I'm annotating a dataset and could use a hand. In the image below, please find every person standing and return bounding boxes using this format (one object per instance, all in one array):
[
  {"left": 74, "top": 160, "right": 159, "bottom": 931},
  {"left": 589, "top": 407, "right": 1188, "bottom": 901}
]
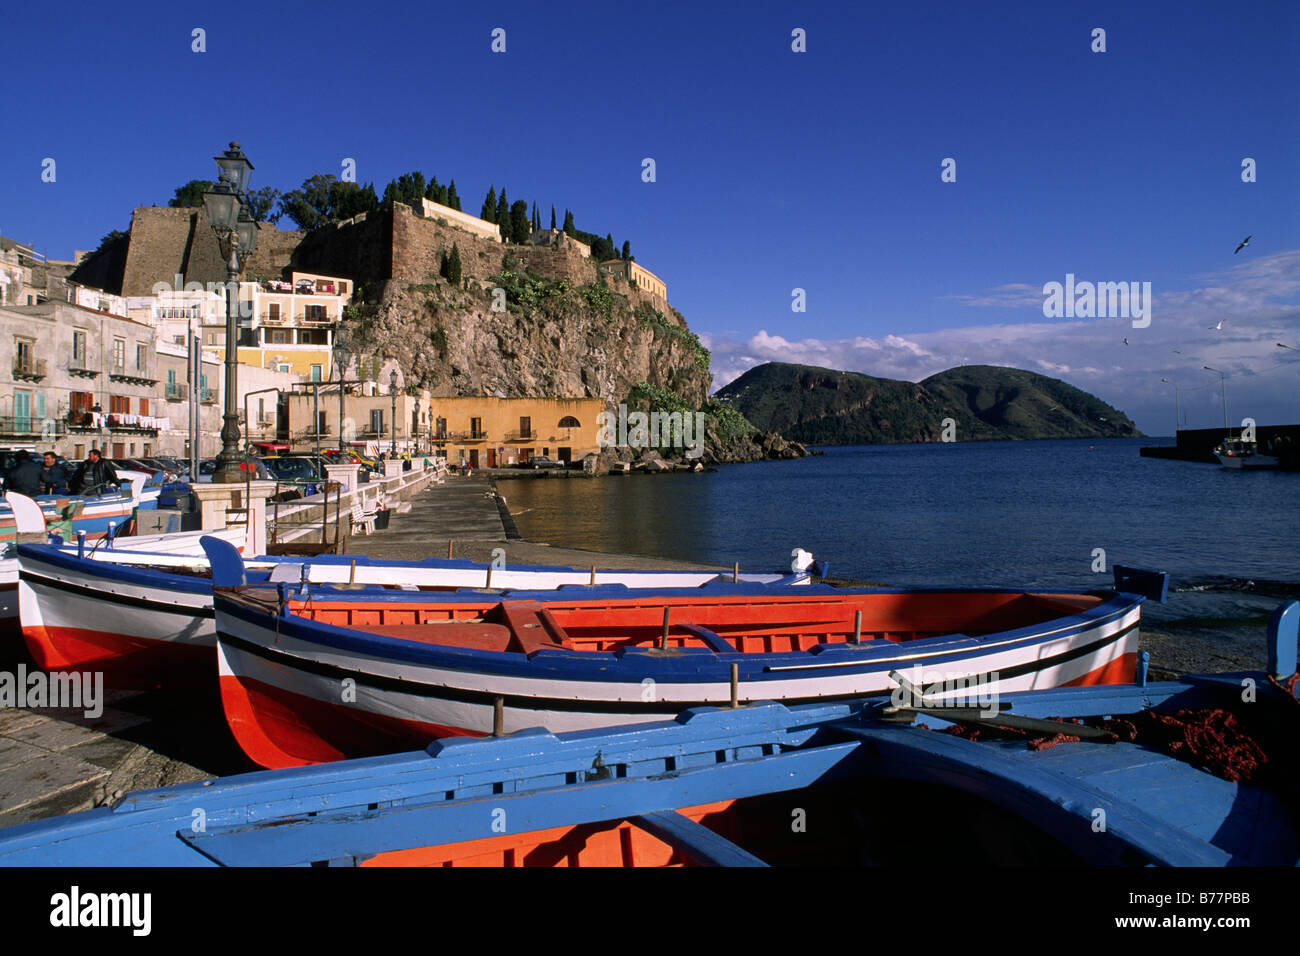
[
  {"left": 5, "top": 451, "right": 43, "bottom": 496},
  {"left": 39, "top": 451, "right": 70, "bottom": 494},
  {"left": 71, "top": 448, "right": 119, "bottom": 494}
]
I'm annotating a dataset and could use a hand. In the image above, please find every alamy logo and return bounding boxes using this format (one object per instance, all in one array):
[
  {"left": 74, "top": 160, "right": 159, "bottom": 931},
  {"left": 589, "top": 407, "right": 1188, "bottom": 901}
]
[
  {"left": 1043, "top": 274, "right": 1151, "bottom": 328},
  {"left": 0, "top": 664, "right": 102, "bottom": 718},
  {"left": 50, "top": 886, "right": 151, "bottom": 936},
  {"left": 597, "top": 404, "right": 706, "bottom": 459},
  {"left": 889, "top": 665, "right": 999, "bottom": 717}
]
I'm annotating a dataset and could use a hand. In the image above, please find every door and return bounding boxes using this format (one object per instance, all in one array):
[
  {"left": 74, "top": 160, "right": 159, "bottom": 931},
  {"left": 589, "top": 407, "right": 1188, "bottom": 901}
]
[
  {"left": 486, "top": 448, "right": 496, "bottom": 468},
  {"left": 113, "top": 442, "right": 125, "bottom": 458},
  {"left": 468, "top": 450, "right": 479, "bottom": 468},
  {"left": 558, "top": 447, "right": 571, "bottom": 463}
]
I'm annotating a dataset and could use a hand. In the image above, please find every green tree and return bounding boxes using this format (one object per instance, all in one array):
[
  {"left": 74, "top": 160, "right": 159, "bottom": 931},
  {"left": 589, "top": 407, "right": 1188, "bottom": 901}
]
[
  {"left": 621, "top": 240, "right": 631, "bottom": 260},
  {"left": 334, "top": 181, "right": 379, "bottom": 220},
  {"left": 244, "top": 186, "right": 282, "bottom": 222},
  {"left": 550, "top": 205, "right": 556, "bottom": 230},
  {"left": 509, "top": 200, "right": 530, "bottom": 244},
  {"left": 93, "top": 228, "right": 130, "bottom": 255},
  {"left": 531, "top": 201, "right": 539, "bottom": 231},
  {"left": 496, "top": 189, "right": 509, "bottom": 239},
  {"left": 481, "top": 186, "right": 497, "bottom": 222},
  {"left": 447, "top": 179, "right": 460, "bottom": 211},
  {"left": 447, "top": 243, "right": 462, "bottom": 284},
  {"left": 562, "top": 209, "right": 575, "bottom": 236},
  {"left": 168, "top": 180, "right": 215, "bottom": 208},
  {"left": 278, "top": 174, "right": 339, "bottom": 229},
  {"left": 439, "top": 249, "right": 450, "bottom": 279}
]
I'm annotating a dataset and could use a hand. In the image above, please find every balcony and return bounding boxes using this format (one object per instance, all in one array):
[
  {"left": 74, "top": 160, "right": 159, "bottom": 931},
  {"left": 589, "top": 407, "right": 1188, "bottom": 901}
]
[
  {"left": 298, "top": 312, "right": 336, "bottom": 324},
  {"left": 109, "top": 364, "right": 157, "bottom": 386},
  {"left": 12, "top": 358, "right": 46, "bottom": 382},
  {"left": 0, "top": 415, "right": 63, "bottom": 437},
  {"left": 68, "top": 359, "right": 99, "bottom": 379},
  {"left": 503, "top": 430, "right": 533, "bottom": 442},
  {"left": 165, "top": 382, "right": 186, "bottom": 401},
  {"left": 200, "top": 387, "right": 217, "bottom": 404}
]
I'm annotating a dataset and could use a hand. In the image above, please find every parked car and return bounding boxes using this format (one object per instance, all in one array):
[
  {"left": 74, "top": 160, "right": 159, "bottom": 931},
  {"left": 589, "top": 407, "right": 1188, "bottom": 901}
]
[
  {"left": 529, "top": 456, "right": 565, "bottom": 470},
  {"left": 191, "top": 457, "right": 270, "bottom": 483}
]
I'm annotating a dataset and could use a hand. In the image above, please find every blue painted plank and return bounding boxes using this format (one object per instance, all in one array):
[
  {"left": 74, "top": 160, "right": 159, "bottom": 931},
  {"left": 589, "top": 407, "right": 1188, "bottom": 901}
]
[{"left": 631, "top": 811, "right": 768, "bottom": 866}]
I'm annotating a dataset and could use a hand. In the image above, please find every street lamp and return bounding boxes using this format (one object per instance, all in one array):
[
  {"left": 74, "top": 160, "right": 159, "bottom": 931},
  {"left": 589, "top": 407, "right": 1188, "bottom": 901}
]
[
  {"left": 428, "top": 401, "right": 434, "bottom": 453},
  {"left": 333, "top": 341, "right": 349, "bottom": 454},
  {"left": 389, "top": 368, "right": 399, "bottom": 456},
  {"left": 202, "top": 142, "right": 258, "bottom": 483},
  {"left": 1160, "top": 378, "right": 1181, "bottom": 432},
  {"left": 1203, "top": 366, "right": 1228, "bottom": 432}
]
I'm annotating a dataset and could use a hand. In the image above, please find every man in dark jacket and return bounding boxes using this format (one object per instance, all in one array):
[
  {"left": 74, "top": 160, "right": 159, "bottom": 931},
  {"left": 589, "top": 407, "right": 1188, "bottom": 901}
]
[
  {"left": 5, "top": 451, "right": 43, "bottom": 496},
  {"left": 71, "top": 448, "right": 119, "bottom": 494},
  {"left": 40, "top": 451, "right": 71, "bottom": 494}
]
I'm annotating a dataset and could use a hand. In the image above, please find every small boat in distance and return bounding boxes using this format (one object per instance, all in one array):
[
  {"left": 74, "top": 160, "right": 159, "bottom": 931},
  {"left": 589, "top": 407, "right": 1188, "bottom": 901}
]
[
  {"left": 1, "top": 600, "right": 1291, "bottom": 867},
  {"left": 201, "top": 536, "right": 1169, "bottom": 769},
  {"left": 1214, "top": 438, "right": 1280, "bottom": 470}
]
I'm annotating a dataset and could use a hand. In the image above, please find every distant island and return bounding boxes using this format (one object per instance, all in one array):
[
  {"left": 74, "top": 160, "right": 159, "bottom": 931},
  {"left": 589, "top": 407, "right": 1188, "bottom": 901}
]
[{"left": 714, "top": 362, "right": 1142, "bottom": 444}]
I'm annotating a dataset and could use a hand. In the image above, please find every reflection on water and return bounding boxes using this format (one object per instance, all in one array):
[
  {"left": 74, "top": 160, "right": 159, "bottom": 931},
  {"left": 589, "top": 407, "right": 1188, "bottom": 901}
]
[{"left": 497, "top": 439, "right": 1300, "bottom": 590}]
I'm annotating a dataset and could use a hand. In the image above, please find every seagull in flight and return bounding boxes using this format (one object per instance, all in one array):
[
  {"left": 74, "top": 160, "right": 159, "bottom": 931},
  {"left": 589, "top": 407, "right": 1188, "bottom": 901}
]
[
  {"left": 1234, "top": 235, "right": 1251, "bottom": 254},
  {"left": 1210, "top": 318, "right": 1225, "bottom": 331},
  {"left": 1123, "top": 337, "right": 1129, "bottom": 345}
]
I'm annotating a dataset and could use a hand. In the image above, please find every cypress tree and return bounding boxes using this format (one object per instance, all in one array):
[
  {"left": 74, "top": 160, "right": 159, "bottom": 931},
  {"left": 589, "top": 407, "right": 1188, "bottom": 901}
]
[
  {"left": 481, "top": 186, "right": 497, "bottom": 222},
  {"left": 562, "top": 209, "right": 575, "bottom": 236},
  {"left": 497, "top": 189, "right": 509, "bottom": 240},
  {"left": 531, "top": 201, "right": 539, "bottom": 231},
  {"left": 550, "top": 205, "right": 556, "bottom": 230},
  {"left": 448, "top": 243, "right": 462, "bottom": 284},
  {"left": 447, "top": 179, "right": 460, "bottom": 211},
  {"left": 439, "top": 249, "right": 450, "bottom": 278},
  {"left": 425, "top": 175, "right": 439, "bottom": 200},
  {"left": 510, "top": 200, "right": 530, "bottom": 244},
  {"left": 621, "top": 240, "right": 631, "bottom": 260}
]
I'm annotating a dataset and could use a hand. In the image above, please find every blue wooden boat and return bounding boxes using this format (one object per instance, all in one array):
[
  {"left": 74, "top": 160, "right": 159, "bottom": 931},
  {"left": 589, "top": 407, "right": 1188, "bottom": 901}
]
[{"left": 5, "top": 604, "right": 1287, "bottom": 867}]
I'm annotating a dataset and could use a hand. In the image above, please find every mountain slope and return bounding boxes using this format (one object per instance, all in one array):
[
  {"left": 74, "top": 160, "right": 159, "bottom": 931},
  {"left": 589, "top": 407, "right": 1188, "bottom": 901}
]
[{"left": 715, "top": 363, "right": 1140, "bottom": 444}]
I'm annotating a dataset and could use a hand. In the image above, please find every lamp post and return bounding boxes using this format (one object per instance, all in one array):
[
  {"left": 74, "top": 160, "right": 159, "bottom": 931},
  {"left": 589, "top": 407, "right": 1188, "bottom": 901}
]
[
  {"left": 202, "top": 142, "right": 258, "bottom": 483},
  {"left": 1160, "top": 378, "right": 1181, "bottom": 432},
  {"left": 333, "top": 341, "right": 349, "bottom": 455},
  {"left": 428, "top": 401, "right": 434, "bottom": 454},
  {"left": 1203, "top": 365, "right": 1228, "bottom": 433},
  {"left": 389, "top": 368, "right": 398, "bottom": 456}
]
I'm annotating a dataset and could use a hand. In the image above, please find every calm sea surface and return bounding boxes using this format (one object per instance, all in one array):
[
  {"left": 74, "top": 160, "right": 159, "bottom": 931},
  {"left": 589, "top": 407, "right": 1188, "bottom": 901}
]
[{"left": 497, "top": 439, "right": 1299, "bottom": 590}]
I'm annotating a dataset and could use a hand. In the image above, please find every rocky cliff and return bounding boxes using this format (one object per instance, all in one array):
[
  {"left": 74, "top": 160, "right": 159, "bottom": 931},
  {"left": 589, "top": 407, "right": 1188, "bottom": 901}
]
[{"left": 291, "top": 203, "right": 710, "bottom": 408}]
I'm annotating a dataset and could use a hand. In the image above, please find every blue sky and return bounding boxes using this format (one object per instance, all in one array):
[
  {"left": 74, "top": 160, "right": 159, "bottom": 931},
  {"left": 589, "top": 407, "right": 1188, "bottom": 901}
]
[{"left": 2, "top": 0, "right": 1297, "bottom": 433}]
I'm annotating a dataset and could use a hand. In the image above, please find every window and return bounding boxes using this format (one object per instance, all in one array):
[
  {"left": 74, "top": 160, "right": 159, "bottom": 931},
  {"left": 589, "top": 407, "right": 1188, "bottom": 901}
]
[
  {"left": 143, "top": 444, "right": 151, "bottom": 456},
  {"left": 519, "top": 416, "right": 531, "bottom": 438},
  {"left": 278, "top": 363, "right": 290, "bottom": 374},
  {"left": 74, "top": 444, "right": 84, "bottom": 459},
  {"left": 305, "top": 305, "right": 327, "bottom": 322},
  {"left": 139, "top": 398, "right": 149, "bottom": 416},
  {"left": 557, "top": 416, "right": 581, "bottom": 428},
  {"left": 268, "top": 303, "right": 280, "bottom": 322},
  {"left": 13, "top": 390, "right": 31, "bottom": 431},
  {"left": 310, "top": 365, "right": 322, "bottom": 382},
  {"left": 14, "top": 338, "right": 33, "bottom": 372},
  {"left": 112, "top": 338, "right": 125, "bottom": 373},
  {"left": 109, "top": 395, "right": 130, "bottom": 414},
  {"left": 136, "top": 344, "right": 147, "bottom": 370},
  {"left": 72, "top": 331, "right": 86, "bottom": 365},
  {"left": 470, "top": 417, "right": 483, "bottom": 439},
  {"left": 370, "top": 409, "right": 384, "bottom": 433},
  {"left": 435, "top": 417, "right": 446, "bottom": 439},
  {"left": 268, "top": 330, "right": 289, "bottom": 345}
]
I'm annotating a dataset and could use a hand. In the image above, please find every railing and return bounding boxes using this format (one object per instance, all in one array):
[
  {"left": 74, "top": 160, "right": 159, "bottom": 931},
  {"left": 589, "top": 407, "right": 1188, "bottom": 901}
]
[
  {"left": 12, "top": 358, "right": 46, "bottom": 380},
  {"left": 200, "top": 388, "right": 217, "bottom": 404},
  {"left": 299, "top": 312, "right": 336, "bottom": 324},
  {"left": 0, "top": 415, "right": 63, "bottom": 436},
  {"left": 503, "top": 430, "right": 532, "bottom": 441},
  {"left": 68, "top": 359, "right": 98, "bottom": 378},
  {"left": 165, "top": 382, "right": 187, "bottom": 400}
]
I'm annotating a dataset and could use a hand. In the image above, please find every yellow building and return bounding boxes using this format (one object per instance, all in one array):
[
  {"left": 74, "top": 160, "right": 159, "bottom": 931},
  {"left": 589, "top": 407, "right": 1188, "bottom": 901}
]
[
  {"left": 598, "top": 259, "right": 667, "bottom": 304},
  {"left": 429, "top": 396, "right": 605, "bottom": 468},
  {"left": 204, "top": 271, "right": 352, "bottom": 382},
  {"left": 286, "top": 391, "right": 604, "bottom": 466}
]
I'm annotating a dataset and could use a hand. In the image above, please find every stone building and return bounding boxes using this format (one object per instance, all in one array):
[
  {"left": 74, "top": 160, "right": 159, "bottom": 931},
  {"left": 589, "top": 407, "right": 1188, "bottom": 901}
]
[
  {"left": 598, "top": 258, "right": 668, "bottom": 305},
  {"left": 0, "top": 301, "right": 164, "bottom": 460}
]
